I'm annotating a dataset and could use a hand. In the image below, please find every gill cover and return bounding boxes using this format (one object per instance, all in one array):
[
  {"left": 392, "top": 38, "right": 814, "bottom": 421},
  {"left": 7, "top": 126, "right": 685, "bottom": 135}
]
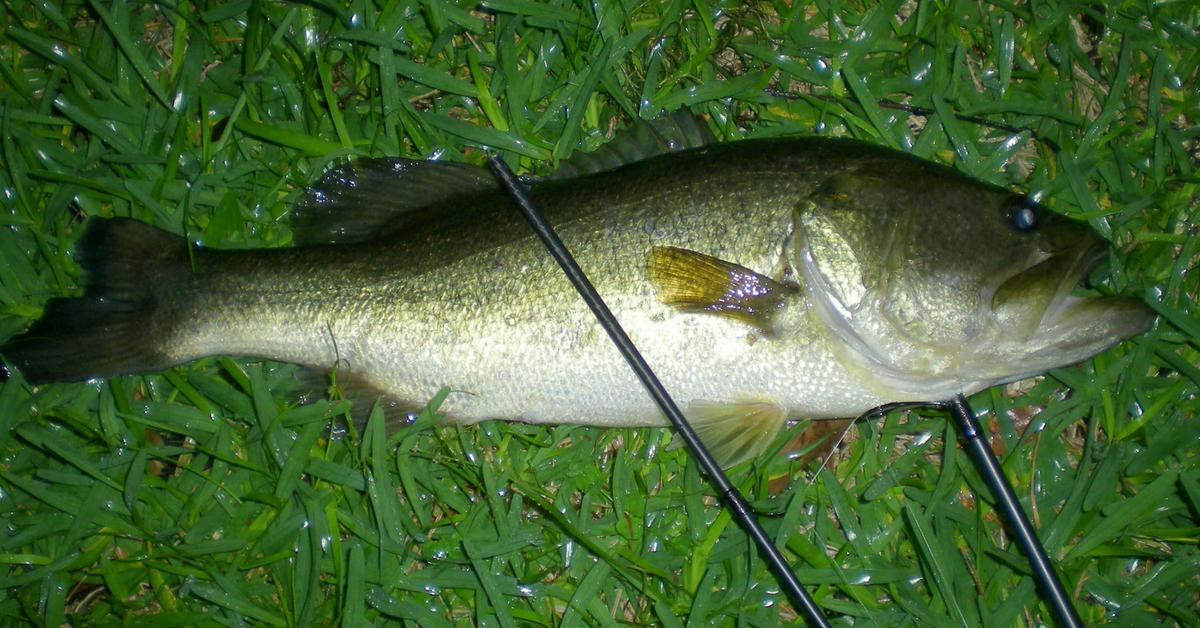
[
  {"left": 793, "top": 172, "right": 987, "bottom": 395},
  {"left": 791, "top": 167, "right": 1150, "bottom": 398}
]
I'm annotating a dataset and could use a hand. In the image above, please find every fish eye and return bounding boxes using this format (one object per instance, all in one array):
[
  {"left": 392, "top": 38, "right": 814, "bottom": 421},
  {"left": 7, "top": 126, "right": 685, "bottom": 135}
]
[{"left": 1005, "top": 197, "right": 1039, "bottom": 232}]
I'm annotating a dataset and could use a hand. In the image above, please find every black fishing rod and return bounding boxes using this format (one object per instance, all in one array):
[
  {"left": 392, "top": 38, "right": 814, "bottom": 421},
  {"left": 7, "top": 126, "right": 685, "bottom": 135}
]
[
  {"left": 490, "top": 154, "right": 1082, "bottom": 626},
  {"left": 943, "top": 395, "right": 1083, "bottom": 627},
  {"left": 487, "top": 156, "right": 832, "bottom": 628},
  {"left": 858, "top": 398, "right": 1084, "bottom": 625}
]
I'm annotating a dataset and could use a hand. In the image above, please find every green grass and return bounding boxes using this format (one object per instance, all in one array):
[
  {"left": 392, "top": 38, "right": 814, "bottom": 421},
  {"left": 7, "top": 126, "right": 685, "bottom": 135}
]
[{"left": 1, "top": 0, "right": 1197, "bottom": 625}]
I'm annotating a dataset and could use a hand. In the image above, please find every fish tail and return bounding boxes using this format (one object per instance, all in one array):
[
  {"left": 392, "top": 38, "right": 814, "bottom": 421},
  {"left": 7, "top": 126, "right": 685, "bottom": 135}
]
[{"left": 2, "top": 218, "right": 186, "bottom": 384}]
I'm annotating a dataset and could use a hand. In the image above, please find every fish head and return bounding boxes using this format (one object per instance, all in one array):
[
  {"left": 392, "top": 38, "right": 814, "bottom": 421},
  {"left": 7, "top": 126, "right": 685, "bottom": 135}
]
[{"left": 793, "top": 163, "right": 1154, "bottom": 397}]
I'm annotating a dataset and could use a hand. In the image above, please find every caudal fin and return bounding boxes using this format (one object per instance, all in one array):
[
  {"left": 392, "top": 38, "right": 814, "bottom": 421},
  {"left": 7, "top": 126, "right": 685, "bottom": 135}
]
[{"left": 1, "top": 218, "right": 186, "bottom": 383}]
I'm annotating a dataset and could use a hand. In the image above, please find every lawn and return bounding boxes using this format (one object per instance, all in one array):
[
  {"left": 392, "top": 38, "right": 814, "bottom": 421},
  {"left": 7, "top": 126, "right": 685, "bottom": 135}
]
[{"left": 0, "top": 0, "right": 1197, "bottom": 625}]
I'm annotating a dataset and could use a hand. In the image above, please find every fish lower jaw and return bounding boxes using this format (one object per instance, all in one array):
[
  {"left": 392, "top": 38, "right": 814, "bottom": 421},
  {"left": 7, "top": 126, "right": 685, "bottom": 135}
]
[
  {"left": 854, "top": 373, "right": 994, "bottom": 406},
  {"left": 817, "top": 337, "right": 997, "bottom": 405}
]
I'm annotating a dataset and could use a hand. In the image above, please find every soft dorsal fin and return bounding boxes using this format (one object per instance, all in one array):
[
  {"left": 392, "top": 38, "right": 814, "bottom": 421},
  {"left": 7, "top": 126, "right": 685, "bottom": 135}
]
[
  {"left": 291, "top": 159, "right": 499, "bottom": 245},
  {"left": 550, "top": 110, "right": 716, "bottom": 179}
]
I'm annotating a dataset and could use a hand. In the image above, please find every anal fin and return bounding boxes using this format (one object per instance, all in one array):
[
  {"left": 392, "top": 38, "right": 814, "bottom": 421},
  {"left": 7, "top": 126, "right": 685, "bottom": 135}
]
[
  {"left": 294, "top": 367, "right": 426, "bottom": 433},
  {"left": 678, "top": 400, "right": 789, "bottom": 468}
]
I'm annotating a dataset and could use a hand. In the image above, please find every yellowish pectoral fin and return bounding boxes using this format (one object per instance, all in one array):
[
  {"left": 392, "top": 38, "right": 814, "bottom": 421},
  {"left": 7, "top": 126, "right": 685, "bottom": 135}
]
[
  {"left": 647, "top": 246, "right": 794, "bottom": 333},
  {"left": 675, "top": 400, "right": 789, "bottom": 468}
]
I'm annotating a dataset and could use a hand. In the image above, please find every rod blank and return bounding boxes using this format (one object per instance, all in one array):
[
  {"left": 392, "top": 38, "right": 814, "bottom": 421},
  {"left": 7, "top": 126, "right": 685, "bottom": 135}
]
[
  {"left": 487, "top": 155, "right": 831, "bottom": 628},
  {"left": 488, "top": 153, "right": 1081, "bottom": 627},
  {"left": 946, "top": 395, "right": 1083, "bottom": 628}
]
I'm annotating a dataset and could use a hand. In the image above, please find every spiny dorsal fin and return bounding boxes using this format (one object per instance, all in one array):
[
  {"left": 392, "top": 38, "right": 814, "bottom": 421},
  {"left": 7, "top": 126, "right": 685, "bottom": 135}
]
[
  {"left": 292, "top": 159, "right": 499, "bottom": 245},
  {"left": 677, "top": 400, "right": 789, "bottom": 468},
  {"left": 291, "top": 112, "right": 714, "bottom": 245},
  {"left": 647, "top": 246, "right": 794, "bottom": 333},
  {"left": 550, "top": 110, "right": 716, "bottom": 180}
]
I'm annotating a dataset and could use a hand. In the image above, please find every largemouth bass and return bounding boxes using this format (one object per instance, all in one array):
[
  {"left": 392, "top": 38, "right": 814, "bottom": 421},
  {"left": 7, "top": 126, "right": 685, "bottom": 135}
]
[{"left": 0, "top": 126, "right": 1154, "bottom": 466}]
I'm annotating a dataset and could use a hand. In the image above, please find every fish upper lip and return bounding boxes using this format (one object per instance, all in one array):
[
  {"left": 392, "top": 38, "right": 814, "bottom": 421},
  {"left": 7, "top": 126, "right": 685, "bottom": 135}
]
[
  {"left": 1036, "top": 237, "right": 1108, "bottom": 329},
  {"left": 1079, "top": 239, "right": 1109, "bottom": 282},
  {"left": 984, "top": 231, "right": 1109, "bottom": 339},
  {"left": 1034, "top": 235, "right": 1156, "bottom": 346}
]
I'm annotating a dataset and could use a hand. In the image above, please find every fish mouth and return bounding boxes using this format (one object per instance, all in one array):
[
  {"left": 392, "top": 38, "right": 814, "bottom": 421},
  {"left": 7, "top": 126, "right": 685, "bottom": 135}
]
[{"left": 990, "top": 234, "right": 1155, "bottom": 371}]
